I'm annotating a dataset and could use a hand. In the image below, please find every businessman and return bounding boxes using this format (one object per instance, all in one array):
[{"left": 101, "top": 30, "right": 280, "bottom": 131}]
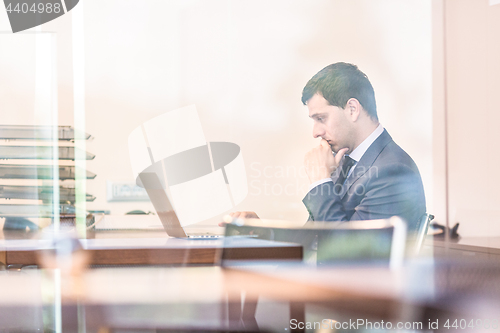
[
  {"left": 301, "top": 62, "right": 425, "bottom": 232},
  {"left": 231, "top": 62, "right": 426, "bottom": 232}
]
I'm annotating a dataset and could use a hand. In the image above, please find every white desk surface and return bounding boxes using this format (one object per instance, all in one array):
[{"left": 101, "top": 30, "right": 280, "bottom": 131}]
[{"left": 0, "top": 265, "right": 400, "bottom": 306}]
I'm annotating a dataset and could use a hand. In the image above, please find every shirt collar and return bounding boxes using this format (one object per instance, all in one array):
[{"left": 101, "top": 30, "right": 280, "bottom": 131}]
[{"left": 348, "top": 124, "right": 384, "bottom": 163}]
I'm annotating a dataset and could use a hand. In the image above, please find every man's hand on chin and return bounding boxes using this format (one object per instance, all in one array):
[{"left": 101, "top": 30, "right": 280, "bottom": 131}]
[{"left": 304, "top": 139, "right": 348, "bottom": 184}]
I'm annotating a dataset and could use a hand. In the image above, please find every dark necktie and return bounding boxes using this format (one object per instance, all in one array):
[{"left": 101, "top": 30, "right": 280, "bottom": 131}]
[{"left": 334, "top": 156, "right": 356, "bottom": 186}]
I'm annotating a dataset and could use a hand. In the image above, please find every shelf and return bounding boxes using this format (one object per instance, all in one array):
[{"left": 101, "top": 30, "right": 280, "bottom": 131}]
[
  {"left": 0, "top": 164, "right": 96, "bottom": 180},
  {"left": 0, "top": 185, "right": 95, "bottom": 202},
  {"left": 0, "top": 125, "right": 97, "bottom": 221},
  {"left": 0, "top": 125, "right": 91, "bottom": 141},
  {"left": 0, "top": 146, "right": 95, "bottom": 160},
  {"left": 0, "top": 203, "right": 76, "bottom": 217}
]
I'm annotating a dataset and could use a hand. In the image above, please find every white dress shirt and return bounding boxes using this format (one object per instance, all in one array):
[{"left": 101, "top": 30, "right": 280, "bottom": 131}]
[{"left": 308, "top": 124, "right": 385, "bottom": 191}]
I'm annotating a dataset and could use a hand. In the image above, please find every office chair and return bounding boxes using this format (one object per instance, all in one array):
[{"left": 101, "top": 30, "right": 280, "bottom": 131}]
[
  {"left": 221, "top": 217, "right": 408, "bottom": 331},
  {"left": 316, "top": 216, "right": 407, "bottom": 270},
  {"left": 410, "top": 213, "right": 434, "bottom": 256}
]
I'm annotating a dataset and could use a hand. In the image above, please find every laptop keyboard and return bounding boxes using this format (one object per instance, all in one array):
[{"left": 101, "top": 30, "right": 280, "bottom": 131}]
[{"left": 187, "top": 234, "right": 222, "bottom": 238}]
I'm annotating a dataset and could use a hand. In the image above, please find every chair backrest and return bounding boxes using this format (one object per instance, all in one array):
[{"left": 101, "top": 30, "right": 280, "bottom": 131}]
[
  {"left": 411, "top": 213, "right": 434, "bottom": 255},
  {"left": 316, "top": 217, "right": 407, "bottom": 270},
  {"left": 222, "top": 217, "right": 407, "bottom": 269}
]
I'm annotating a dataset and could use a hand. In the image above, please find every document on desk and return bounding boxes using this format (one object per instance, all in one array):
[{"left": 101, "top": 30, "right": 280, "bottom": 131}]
[{"left": 95, "top": 215, "right": 163, "bottom": 230}]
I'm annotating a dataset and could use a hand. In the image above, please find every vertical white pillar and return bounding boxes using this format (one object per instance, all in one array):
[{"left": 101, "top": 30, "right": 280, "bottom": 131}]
[
  {"left": 72, "top": 2, "right": 86, "bottom": 237},
  {"left": 35, "top": 27, "right": 61, "bottom": 333},
  {"left": 35, "top": 31, "right": 60, "bottom": 233}
]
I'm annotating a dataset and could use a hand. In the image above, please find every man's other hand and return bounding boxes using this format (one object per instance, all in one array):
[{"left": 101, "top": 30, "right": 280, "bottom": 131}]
[
  {"left": 218, "top": 211, "right": 260, "bottom": 227},
  {"left": 304, "top": 140, "right": 348, "bottom": 184}
]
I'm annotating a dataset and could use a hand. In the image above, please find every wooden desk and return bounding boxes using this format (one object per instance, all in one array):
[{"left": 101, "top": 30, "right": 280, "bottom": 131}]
[
  {"left": 425, "top": 237, "right": 500, "bottom": 261},
  {"left": 0, "top": 230, "right": 302, "bottom": 266}
]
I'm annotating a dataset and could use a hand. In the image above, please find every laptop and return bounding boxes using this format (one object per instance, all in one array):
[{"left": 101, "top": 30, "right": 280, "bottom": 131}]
[{"left": 139, "top": 172, "right": 223, "bottom": 239}]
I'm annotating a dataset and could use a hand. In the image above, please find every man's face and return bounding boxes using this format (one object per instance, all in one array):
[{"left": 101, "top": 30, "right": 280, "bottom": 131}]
[{"left": 307, "top": 93, "right": 354, "bottom": 153}]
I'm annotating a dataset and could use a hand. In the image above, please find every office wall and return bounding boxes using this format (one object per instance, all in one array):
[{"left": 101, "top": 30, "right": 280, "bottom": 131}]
[
  {"left": 442, "top": 0, "right": 500, "bottom": 236},
  {"left": 0, "top": 0, "right": 432, "bottom": 225},
  {"left": 432, "top": 0, "right": 448, "bottom": 238}
]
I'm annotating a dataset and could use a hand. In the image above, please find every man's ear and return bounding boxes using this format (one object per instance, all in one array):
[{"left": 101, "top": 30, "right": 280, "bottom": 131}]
[{"left": 346, "top": 98, "right": 361, "bottom": 122}]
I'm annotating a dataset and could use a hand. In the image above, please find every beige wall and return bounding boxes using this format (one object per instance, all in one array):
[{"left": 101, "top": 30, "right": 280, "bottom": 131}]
[
  {"left": 432, "top": 0, "right": 447, "bottom": 232},
  {"left": 0, "top": 1, "right": 432, "bottom": 226},
  {"left": 443, "top": 0, "right": 500, "bottom": 236}
]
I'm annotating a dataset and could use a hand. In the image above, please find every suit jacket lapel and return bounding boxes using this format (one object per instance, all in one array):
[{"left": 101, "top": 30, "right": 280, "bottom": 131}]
[
  {"left": 340, "top": 129, "right": 393, "bottom": 199},
  {"left": 330, "top": 158, "right": 343, "bottom": 184}
]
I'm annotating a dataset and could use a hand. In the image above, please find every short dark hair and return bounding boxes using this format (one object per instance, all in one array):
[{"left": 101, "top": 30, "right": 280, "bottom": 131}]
[{"left": 301, "top": 62, "right": 378, "bottom": 121}]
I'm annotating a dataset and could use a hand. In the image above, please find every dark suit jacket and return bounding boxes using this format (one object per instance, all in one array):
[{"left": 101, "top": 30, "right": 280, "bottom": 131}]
[{"left": 303, "top": 130, "right": 426, "bottom": 233}]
